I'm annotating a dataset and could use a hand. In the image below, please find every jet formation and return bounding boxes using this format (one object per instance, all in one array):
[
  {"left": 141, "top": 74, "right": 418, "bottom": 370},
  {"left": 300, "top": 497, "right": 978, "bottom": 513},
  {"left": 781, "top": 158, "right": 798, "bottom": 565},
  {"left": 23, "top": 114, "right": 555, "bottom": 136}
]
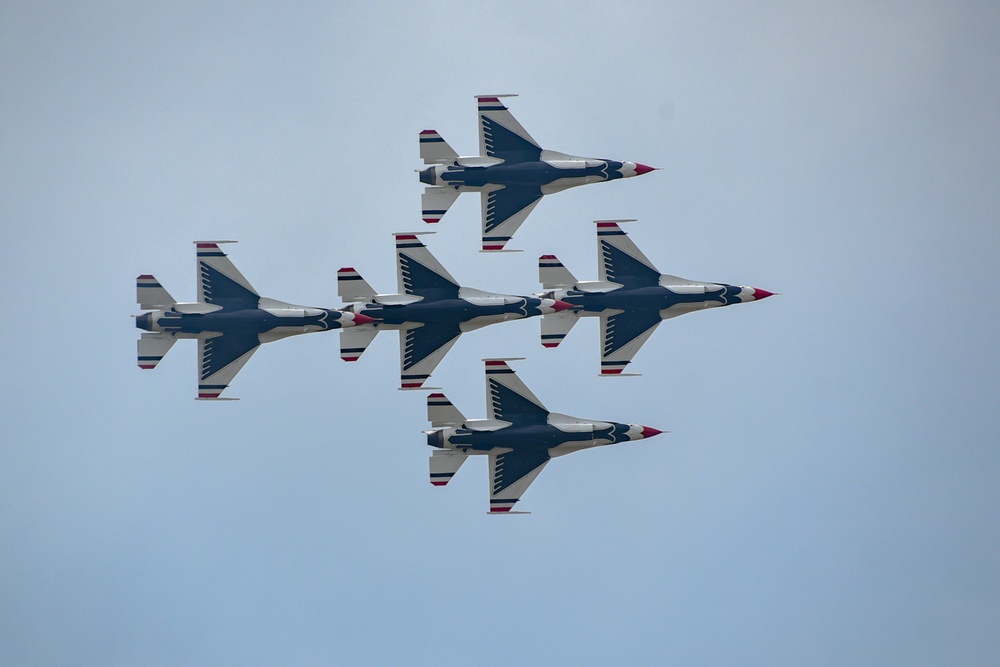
[
  {"left": 418, "top": 94, "right": 656, "bottom": 251},
  {"left": 135, "top": 95, "right": 774, "bottom": 512}
]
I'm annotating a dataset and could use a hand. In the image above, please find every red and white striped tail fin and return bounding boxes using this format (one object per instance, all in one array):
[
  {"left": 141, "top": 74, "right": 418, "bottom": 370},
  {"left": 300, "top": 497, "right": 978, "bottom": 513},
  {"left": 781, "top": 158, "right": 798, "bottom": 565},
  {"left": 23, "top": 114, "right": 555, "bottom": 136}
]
[
  {"left": 137, "top": 332, "right": 176, "bottom": 370},
  {"left": 427, "top": 392, "right": 465, "bottom": 427},
  {"left": 538, "top": 255, "right": 577, "bottom": 289},
  {"left": 337, "top": 267, "right": 376, "bottom": 303},
  {"left": 137, "top": 274, "right": 175, "bottom": 309},
  {"left": 419, "top": 130, "right": 458, "bottom": 165},
  {"left": 429, "top": 449, "right": 468, "bottom": 487}
]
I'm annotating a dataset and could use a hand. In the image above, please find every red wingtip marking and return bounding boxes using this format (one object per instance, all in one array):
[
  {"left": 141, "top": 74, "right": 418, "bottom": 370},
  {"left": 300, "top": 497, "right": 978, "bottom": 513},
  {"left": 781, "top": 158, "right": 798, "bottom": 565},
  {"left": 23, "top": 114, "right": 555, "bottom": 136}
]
[
  {"left": 485, "top": 360, "right": 507, "bottom": 367},
  {"left": 139, "top": 364, "right": 155, "bottom": 369},
  {"left": 601, "top": 369, "right": 623, "bottom": 375},
  {"left": 423, "top": 218, "right": 440, "bottom": 224},
  {"left": 428, "top": 392, "right": 446, "bottom": 398},
  {"left": 395, "top": 234, "right": 418, "bottom": 241},
  {"left": 420, "top": 129, "right": 437, "bottom": 135},
  {"left": 489, "top": 507, "right": 512, "bottom": 513},
  {"left": 338, "top": 267, "right": 355, "bottom": 274},
  {"left": 542, "top": 343, "right": 560, "bottom": 348},
  {"left": 596, "top": 222, "right": 619, "bottom": 228},
  {"left": 342, "top": 356, "right": 359, "bottom": 362},
  {"left": 539, "top": 254, "right": 558, "bottom": 260},
  {"left": 431, "top": 481, "right": 448, "bottom": 486}
]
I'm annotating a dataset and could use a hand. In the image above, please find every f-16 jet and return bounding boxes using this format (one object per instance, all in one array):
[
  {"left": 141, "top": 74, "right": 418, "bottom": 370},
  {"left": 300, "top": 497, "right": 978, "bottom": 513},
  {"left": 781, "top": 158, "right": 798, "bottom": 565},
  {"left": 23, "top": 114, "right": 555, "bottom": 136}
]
[
  {"left": 537, "top": 220, "right": 774, "bottom": 376},
  {"left": 337, "top": 233, "right": 575, "bottom": 390},
  {"left": 418, "top": 94, "right": 656, "bottom": 252},
  {"left": 135, "top": 241, "right": 376, "bottom": 400},
  {"left": 424, "top": 358, "right": 664, "bottom": 514}
]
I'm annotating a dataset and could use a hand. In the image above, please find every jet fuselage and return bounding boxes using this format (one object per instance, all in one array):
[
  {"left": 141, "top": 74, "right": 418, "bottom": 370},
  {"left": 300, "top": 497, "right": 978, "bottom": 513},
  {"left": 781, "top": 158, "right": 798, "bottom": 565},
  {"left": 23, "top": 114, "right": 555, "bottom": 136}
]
[
  {"left": 359, "top": 296, "right": 552, "bottom": 328},
  {"left": 420, "top": 157, "right": 639, "bottom": 192},
  {"left": 136, "top": 304, "right": 351, "bottom": 336},
  {"left": 563, "top": 283, "right": 756, "bottom": 315},
  {"left": 427, "top": 420, "right": 646, "bottom": 455}
]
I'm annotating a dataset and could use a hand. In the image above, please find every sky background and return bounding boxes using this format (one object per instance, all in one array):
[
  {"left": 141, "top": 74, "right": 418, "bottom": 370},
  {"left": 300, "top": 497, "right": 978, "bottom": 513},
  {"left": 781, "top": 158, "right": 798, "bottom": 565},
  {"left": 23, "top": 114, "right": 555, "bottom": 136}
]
[{"left": 2, "top": 2, "right": 999, "bottom": 665}]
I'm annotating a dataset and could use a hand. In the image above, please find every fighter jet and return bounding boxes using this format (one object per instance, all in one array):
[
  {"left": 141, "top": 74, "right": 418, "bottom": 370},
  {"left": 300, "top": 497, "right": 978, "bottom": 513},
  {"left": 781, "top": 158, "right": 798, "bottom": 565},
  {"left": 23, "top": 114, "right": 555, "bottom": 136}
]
[
  {"left": 337, "top": 232, "right": 576, "bottom": 390},
  {"left": 135, "top": 241, "right": 377, "bottom": 400},
  {"left": 418, "top": 94, "right": 657, "bottom": 252},
  {"left": 424, "top": 358, "right": 664, "bottom": 514},
  {"left": 537, "top": 220, "right": 774, "bottom": 376}
]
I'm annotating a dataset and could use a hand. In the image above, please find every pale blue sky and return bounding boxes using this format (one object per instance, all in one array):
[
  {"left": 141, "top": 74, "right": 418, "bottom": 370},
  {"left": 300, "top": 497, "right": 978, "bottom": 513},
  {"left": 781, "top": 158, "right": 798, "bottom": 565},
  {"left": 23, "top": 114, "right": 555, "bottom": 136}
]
[{"left": 2, "top": 2, "right": 999, "bottom": 664}]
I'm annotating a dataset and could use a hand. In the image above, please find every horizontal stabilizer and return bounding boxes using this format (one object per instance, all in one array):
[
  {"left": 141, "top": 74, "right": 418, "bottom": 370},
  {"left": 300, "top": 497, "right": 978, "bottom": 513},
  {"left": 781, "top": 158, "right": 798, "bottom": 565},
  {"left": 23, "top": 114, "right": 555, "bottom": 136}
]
[
  {"left": 338, "top": 267, "right": 377, "bottom": 302},
  {"left": 340, "top": 325, "right": 379, "bottom": 362},
  {"left": 429, "top": 449, "right": 468, "bottom": 486},
  {"left": 539, "top": 255, "right": 577, "bottom": 289},
  {"left": 421, "top": 187, "right": 460, "bottom": 224},
  {"left": 540, "top": 311, "right": 579, "bottom": 348},
  {"left": 137, "top": 332, "right": 177, "bottom": 369},
  {"left": 419, "top": 130, "right": 458, "bottom": 165},
  {"left": 137, "top": 275, "right": 175, "bottom": 309},
  {"left": 427, "top": 392, "right": 465, "bottom": 427}
]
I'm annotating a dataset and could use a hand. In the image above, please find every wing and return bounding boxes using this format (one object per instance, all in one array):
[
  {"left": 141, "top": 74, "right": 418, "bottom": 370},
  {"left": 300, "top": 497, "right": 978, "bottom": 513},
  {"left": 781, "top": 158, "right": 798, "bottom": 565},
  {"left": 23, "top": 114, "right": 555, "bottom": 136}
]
[
  {"left": 419, "top": 130, "right": 458, "bottom": 165},
  {"left": 395, "top": 233, "right": 460, "bottom": 298},
  {"left": 340, "top": 324, "right": 380, "bottom": 362},
  {"left": 399, "top": 324, "right": 462, "bottom": 390},
  {"left": 485, "top": 359, "right": 549, "bottom": 424},
  {"left": 488, "top": 447, "right": 551, "bottom": 513},
  {"left": 481, "top": 187, "right": 543, "bottom": 252},
  {"left": 196, "top": 241, "right": 259, "bottom": 308},
  {"left": 596, "top": 221, "right": 661, "bottom": 288},
  {"left": 137, "top": 332, "right": 177, "bottom": 369},
  {"left": 477, "top": 95, "right": 542, "bottom": 162},
  {"left": 600, "top": 310, "right": 662, "bottom": 376},
  {"left": 197, "top": 332, "right": 260, "bottom": 399}
]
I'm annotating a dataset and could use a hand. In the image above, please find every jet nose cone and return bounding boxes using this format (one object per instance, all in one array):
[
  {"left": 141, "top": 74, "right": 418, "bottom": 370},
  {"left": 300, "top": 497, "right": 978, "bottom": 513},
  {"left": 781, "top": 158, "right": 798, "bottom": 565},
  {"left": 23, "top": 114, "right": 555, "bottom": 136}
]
[
  {"left": 640, "top": 426, "right": 663, "bottom": 439},
  {"left": 633, "top": 163, "right": 657, "bottom": 176},
  {"left": 552, "top": 300, "right": 577, "bottom": 312},
  {"left": 351, "top": 313, "right": 378, "bottom": 326},
  {"left": 751, "top": 288, "right": 774, "bottom": 301}
]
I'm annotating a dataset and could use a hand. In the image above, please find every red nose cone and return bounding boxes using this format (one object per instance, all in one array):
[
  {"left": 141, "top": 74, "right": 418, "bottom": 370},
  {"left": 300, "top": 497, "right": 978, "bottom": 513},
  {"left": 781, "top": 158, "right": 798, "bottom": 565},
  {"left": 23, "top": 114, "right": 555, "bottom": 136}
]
[
  {"left": 641, "top": 426, "right": 663, "bottom": 439},
  {"left": 352, "top": 313, "right": 377, "bottom": 325},
  {"left": 752, "top": 288, "right": 774, "bottom": 300},
  {"left": 633, "top": 163, "right": 657, "bottom": 176},
  {"left": 552, "top": 300, "right": 577, "bottom": 312}
]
